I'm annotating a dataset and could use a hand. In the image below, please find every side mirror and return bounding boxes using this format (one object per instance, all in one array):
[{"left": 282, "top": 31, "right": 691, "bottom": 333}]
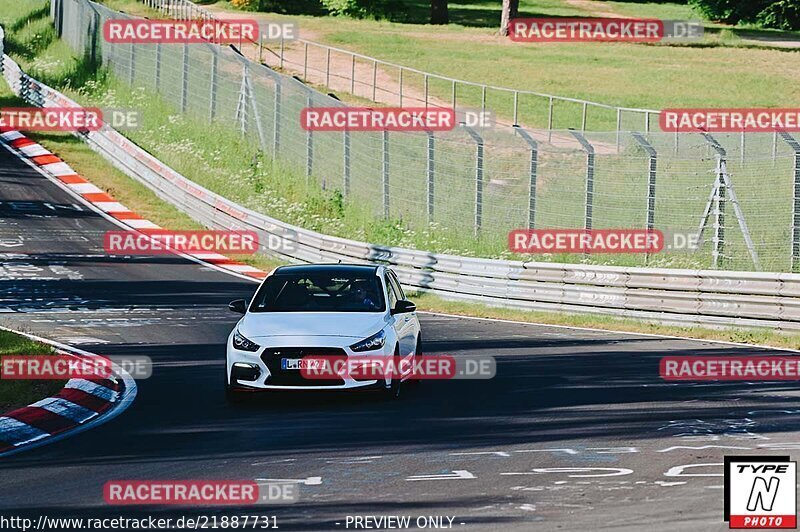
[
  {"left": 228, "top": 299, "right": 247, "bottom": 314},
  {"left": 391, "top": 299, "right": 417, "bottom": 315}
]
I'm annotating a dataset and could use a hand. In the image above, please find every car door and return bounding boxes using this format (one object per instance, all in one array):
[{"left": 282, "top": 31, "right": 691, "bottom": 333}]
[{"left": 386, "top": 272, "right": 416, "bottom": 358}]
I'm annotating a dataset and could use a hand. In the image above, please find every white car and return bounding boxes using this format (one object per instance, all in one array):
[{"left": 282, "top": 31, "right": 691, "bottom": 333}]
[{"left": 225, "top": 263, "right": 422, "bottom": 401}]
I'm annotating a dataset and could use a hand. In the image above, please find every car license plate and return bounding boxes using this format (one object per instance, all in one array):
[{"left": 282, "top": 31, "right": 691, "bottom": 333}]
[{"left": 281, "top": 358, "right": 320, "bottom": 370}]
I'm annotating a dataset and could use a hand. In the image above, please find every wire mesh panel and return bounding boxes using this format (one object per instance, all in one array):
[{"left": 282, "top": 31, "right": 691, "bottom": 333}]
[{"left": 45, "top": 0, "right": 800, "bottom": 273}]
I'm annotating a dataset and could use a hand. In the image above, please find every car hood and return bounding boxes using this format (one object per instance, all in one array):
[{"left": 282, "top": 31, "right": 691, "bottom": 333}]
[{"left": 238, "top": 312, "right": 388, "bottom": 339}]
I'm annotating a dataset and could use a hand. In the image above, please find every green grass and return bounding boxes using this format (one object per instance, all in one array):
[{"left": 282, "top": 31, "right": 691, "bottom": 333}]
[{"left": 0, "top": 330, "right": 65, "bottom": 413}]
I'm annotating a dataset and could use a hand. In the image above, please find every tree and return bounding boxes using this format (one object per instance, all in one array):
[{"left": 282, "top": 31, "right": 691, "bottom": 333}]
[
  {"left": 500, "top": 0, "right": 519, "bottom": 36},
  {"left": 689, "top": 0, "right": 769, "bottom": 25},
  {"left": 431, "top": 0, "right": 448, "bottom": 25}
]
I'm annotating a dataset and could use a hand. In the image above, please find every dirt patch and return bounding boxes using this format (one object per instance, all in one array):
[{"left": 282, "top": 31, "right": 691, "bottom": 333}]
[{"left": 563, "top": 0, "right": 620, "bottom": 19}]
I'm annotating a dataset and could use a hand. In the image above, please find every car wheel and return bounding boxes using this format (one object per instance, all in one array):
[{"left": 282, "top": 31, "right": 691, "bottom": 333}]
[
  {"left": 382, "top": 346, "right": 402, "bottom": 400},
  {"left": 407, "top": 335, "right": 422, "bottom": 386},
  {"left": 225, "top": 380, "right": 248, "bottom": 404}
]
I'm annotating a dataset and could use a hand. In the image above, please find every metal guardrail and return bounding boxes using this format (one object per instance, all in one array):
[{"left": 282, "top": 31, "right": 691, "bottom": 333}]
[
  {"left": 139, "top": 0, "right": 660, "bottom": 134},
  {"left": 4, "top": 40, "right": 800, "bottom": 331}
]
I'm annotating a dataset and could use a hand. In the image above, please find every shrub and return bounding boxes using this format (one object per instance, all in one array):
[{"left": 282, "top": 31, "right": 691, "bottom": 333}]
[{"left": 319, "top": 0, "right": 400, "bottom": 19}]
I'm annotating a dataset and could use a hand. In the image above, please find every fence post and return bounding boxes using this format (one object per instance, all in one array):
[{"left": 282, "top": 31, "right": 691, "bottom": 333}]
[
  {"left": 129, "top": 43, "right": 136, "bottom": 85},
  {"left": 740, "top": 131, "right": 745, "bottom": 166},
  {"left": 427, "top": 131, "right": 435, "bottom": 223},
  {"left": 424, "top": 74, "right": 429, "bottom": 109},
  {"left": 569, "top": 130, "right": 595, "bottom": 232},
  {"left": 280, "top": 36, "right": 285, "bottom": 69},
  {"left": 632, "top": 132, "right": 657, "bottom": 264},
  {"left": 155, "top": 41, "right": 162, "bottom": 91},
  {"left": 697, "top": 133, "right": 760, "bottom": 270},
  {"left": 547, "top": 97, "right": 554, "bottom": 143},
  {"left": 399, "top": 67, "right": 403, "bottom": 106},
  {"left": 382, "top": 130, "right": 390, "bottom": 218},
  {"left": 244, "top": 65, "right": 266, "bottom": 150},
  {"left": 303, "top": 42, "right": 308, "bottom": 81},
  {"left": 306, "top": 92, "right": 313, "bottom": 181},
  {"left": 208, "top": 48, "right": 217, "bottom": 121},
  {"left": 780, "top": 132, "right": 800, "bottom": 272},
  {"left": 513, "top": 91, "right": 519, "bottom": 126},
  {"left": 514, "top": 126, "right": 538, "bottom": 229},
  {"left": 88, "top": 7, "right": 99, "bottom": 67},
  {"left": 350, "top": 54, "right": 355, "bottom": 94},
  {"left": 180, "top": 43, "right": 188, "bottom": 113},
  {"left": 272, "top": 78, "right": 281, "bottom": 155},
  {"left": 372, "top": 60, "right": 377, "bottom": 101},
  {"left": 343, "top": 129, "right": 350, "bottom": 198},
  {"left": 581, "top": 102, "right": 587, "bottom": 132},
  {"left": 463, "top": 125, "right": 484, "bottom": 235},
  {"left": 712, "top": 148, "right": 726, "bottom": 268},
  {"left": 325, "top": 47, "right": 331, "bottom": 89}
]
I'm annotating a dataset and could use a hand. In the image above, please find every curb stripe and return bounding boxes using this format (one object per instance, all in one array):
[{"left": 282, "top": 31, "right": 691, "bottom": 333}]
[
  {"left": 123, "top": 219, "right": 160, "bottom": 229},
  {"left": 86, "top": 377, "right": 120, "bottom": 393},
  {"left": 110, "top": 211, "right": 143, "bottom": 220},
  {"left": 0, "top": 417, "right": 49, "bottom": 445},
  {"left": 0, "top": 131, "right": 25, "bottom": 141},
  {"left": 65, "top": 380, "right": 118, "bottom": 402},
  {"left": 82, "top": 192, "right": 116, "bottom": 203},
  {"left": 32, "top": 397, "right": 98, "bottom": 424},
  {"left": 67, "top": 183, "right": 104, "bottom": 194},
  {"left": 93, "top": 201, "right": 129, "bottom": 213},
  {"left": 55, "top": 388, "right": 114, "bottom": 413},
  {"left": 56, "top": 174, "right": 87, "bottom": 184},
  {"left": 41, "top": 161, "right": 76, "bottom": 176},
  {"left": 9, "top": 137, "right": 34, "bottom": 149},
  {"left": 23, "top": 147, "right": 53, "bottom": 159},
  {"left": 7, "top": 407, "right": 76, "bottom": 435}
]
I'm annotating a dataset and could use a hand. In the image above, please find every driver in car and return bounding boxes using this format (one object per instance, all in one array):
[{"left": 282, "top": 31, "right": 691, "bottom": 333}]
[{"left": 351, "top": 281, "right": 378, "bottom": 310}]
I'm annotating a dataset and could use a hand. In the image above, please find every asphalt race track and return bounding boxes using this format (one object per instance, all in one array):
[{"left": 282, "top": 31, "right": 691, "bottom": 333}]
[{"left": 2, "top": 142, "right": 800, "bottom": 531}]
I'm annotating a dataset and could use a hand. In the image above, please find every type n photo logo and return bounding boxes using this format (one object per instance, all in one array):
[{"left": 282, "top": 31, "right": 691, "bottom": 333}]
[{"left": 724, "top": 456, "right": 797, "bottom": 529}]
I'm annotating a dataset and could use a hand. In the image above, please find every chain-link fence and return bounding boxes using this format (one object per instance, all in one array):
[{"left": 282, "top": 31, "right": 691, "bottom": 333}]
[
  {"left": 140, "top": 0, "right": 659, "bottom": 133},
  {"left": 47, "top": 0, "right": 800, "bottom": 273}
]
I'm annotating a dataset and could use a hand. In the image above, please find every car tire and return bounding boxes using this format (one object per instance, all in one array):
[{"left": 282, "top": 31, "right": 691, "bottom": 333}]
[
  {"left": 407, "top": 335, "right": 422, "bottom": 387},
  {"left": 382, "top": 346, "right": 402, "bottom": 400},
  {"left": 225, "top": 382, "right": 248, "bottom": 404}
]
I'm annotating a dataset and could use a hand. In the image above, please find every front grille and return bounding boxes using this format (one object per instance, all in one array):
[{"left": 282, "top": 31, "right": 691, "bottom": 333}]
[{"left": 261, "top": 347, "right": 347, "bottom": 386}]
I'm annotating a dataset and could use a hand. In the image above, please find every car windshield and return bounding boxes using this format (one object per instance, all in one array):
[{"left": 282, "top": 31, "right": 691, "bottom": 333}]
[{"left": 250, "top": 272, "right": 385, "bottom": 313}]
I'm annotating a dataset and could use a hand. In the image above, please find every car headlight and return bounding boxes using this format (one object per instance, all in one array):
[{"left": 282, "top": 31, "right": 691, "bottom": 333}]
[
  {"left": 233, "top": 330, "right": 260, "bottom": 352},
  {"left": 350, "top": 330, "right": 386, "bottom": 352}
]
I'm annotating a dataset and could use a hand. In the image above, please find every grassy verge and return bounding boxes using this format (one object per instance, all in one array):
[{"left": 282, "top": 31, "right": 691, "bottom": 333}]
[{"left": 0, "top": 330, "right": 65, "bottom": 413}]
